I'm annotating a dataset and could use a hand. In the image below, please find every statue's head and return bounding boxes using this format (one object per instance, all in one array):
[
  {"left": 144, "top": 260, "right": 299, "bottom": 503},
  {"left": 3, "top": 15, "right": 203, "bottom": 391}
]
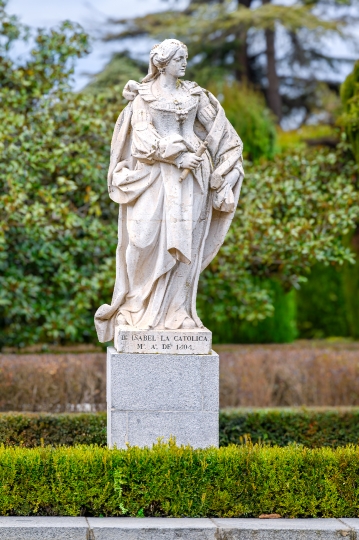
[{"left": 142, "top": 39, "right": 188, "bottom": 82}]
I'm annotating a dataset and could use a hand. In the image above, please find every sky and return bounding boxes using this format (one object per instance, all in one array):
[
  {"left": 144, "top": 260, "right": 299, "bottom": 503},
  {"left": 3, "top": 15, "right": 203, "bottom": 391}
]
[{"left": 7, "top": 0, "right": 187, "bottom": 89}]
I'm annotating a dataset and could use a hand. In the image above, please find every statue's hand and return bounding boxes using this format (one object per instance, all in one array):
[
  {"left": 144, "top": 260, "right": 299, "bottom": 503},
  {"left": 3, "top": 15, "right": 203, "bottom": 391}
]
[{"left": 180, "top": 152, "right": 203, "bottom": 171}]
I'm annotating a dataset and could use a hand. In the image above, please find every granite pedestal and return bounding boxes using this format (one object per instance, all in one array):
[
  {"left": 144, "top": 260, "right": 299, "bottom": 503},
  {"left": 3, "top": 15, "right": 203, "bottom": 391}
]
[{"left": 107, "top": 343, "right": 219, "bottom": 449}]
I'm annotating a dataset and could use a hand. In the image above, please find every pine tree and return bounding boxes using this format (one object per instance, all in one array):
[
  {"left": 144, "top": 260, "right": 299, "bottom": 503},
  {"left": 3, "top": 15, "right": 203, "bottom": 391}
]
[{"left": 103, "top": 0, "right": 357, "bottom": 122}]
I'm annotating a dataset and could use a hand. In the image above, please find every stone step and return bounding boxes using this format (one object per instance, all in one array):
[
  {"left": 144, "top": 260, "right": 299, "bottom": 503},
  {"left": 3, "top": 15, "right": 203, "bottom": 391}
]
[{"left": 0, "top": 517, "right": 357, "bottom": 540}]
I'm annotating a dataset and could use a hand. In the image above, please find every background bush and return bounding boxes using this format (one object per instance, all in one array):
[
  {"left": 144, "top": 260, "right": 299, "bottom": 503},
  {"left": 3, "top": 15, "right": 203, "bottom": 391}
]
[
  {"left": 219, "top": 342, "right": 359, "bottom": 407},
  {"left": 2, "top": 342, "right": 359, "bottom": 411},
  {"left": 221, "top": 82, "right": 277, "bottom": 162},
  {"left": 0, "top": 8, "right": 122, "bottom": 348},
  {"left": 1, "top": 442, "right": 359, "bottom": 517},
  {"left": 2, "top": 409, "right": 359, "bottom": 449},
  {"left": 337, "top": 62, "right": 359, "bottom": 339},
  {"left": 0, "top": 349, "right": 105, "bottom": 412},
  {"left": 340, "top": 60, "right": 359, "bottom": 164},
  {"left": 198, "top": 144, "right": 359, "bottom": 342},
  {"left": 204, "top": 281, "right": 297, "bottom": 344}
]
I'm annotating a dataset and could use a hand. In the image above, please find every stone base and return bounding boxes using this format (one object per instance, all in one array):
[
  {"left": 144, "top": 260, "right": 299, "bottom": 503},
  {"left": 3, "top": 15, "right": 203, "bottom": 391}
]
[
  {"left": 107, "top": 347, "right": 219, "bottom": 449},
  {"left": 114, "top": 325, "right": 212, "bottom": 355},
  {"left": 0, "top": 517, "right": 353, "bottom": 540}
]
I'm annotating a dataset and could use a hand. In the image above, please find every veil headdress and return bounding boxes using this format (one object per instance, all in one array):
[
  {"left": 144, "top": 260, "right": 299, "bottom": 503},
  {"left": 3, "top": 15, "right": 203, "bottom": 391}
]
[
  {"left": 122, "top": 39, "right": 188, "bottom": 99},
  {"left": 142, "top": 39, "right": 188, "bottom": 83}
]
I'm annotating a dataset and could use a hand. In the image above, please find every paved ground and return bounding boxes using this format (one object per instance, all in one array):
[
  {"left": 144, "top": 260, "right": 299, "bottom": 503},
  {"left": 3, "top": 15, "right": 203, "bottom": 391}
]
[{"left": 0, "top": 517, "right": 357, "bottom": 539}]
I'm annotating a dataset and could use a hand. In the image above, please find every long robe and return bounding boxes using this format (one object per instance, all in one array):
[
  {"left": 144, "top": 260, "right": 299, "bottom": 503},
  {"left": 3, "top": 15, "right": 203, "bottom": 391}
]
[{"left": 95, "top": 80, "right": 244, "bottom": 342}]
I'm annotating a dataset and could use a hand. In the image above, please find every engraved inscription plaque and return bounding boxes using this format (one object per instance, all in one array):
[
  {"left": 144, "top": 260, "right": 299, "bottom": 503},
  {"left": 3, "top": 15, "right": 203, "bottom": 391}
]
[{"left": 114, "top": 325, "right": 212, "bottom": 355}]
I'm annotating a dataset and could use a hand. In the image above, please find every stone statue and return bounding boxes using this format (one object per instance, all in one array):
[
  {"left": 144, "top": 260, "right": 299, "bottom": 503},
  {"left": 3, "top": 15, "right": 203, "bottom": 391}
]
[{"left": 95, "top": 39, "right": 244, "bottom": 343}]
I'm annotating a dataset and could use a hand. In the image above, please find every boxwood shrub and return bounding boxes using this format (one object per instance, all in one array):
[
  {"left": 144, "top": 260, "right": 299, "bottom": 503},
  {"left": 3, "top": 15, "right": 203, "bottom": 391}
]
[
  {"left": 219, "top": 408, "right": 359, "bottom": 447},
  {"left": 0, "top": 412, "right": 106, "bottom": 447},
  {"left": 1, "top": 409, "right": 359, "bottom": 448},
  {"left": 1, "top": 442, "right": 359, "bottom": 517}
]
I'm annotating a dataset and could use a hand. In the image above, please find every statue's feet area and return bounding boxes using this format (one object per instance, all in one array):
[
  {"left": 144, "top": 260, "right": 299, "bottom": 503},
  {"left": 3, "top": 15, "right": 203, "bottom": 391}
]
[
  {"left": 116, "top": 314, "right": 199, "bottom": 330},
  {"left": 116, "top": 313, "right": 128, "bottom": 325},
  {"left": 181, "top": 318, "right": 196, "bottom": 329}
]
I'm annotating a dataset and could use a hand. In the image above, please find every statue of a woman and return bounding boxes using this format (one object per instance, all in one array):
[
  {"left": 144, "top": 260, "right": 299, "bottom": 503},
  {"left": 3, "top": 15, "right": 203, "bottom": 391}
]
[{"left": 95, "top": 39, "right": 244, "bottom": 343}]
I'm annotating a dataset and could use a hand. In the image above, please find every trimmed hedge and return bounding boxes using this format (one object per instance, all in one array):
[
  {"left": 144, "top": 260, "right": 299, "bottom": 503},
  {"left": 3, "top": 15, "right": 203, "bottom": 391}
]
[
  {"left": 2, "top": 409, "right": 359, "bottom": 448},
  {"left": 1, "top": 442, "right": 359, "bottom": 517},
  {"left": 0, "top": 407, "right": 359, "bottom": 448},
  {"left": 219, "top": 408, "right": 359, "bottom": 447},
  {"left": 0, "top": 413, "right": 106, "bottom": 447}
]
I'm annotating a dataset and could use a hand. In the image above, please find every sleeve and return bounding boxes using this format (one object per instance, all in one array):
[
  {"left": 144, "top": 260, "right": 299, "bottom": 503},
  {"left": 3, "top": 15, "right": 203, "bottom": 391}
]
[
  {"left": 196, "top": 91, "right": 217, "bottom": 131},
  {"left": 131, "top": 96, "right": 187, "bottom": 165}
]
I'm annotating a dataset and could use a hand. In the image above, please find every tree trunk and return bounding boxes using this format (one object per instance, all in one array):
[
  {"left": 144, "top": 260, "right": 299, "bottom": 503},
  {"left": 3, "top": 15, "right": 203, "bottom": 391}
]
[
  {"left": 262, "top": 0, "right": 282, "bottom": 120},
  {"left": 235, "top": 29, "right": 250, "bottom": 81},
  {"left": 234, "top": 0, "right": 252, "bottom": 82}
]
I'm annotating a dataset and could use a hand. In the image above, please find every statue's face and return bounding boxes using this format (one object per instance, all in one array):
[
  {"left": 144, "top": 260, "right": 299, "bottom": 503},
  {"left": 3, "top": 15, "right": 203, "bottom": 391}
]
[{"left": 166, "top": 48, "right": 188, "bottom": 78}]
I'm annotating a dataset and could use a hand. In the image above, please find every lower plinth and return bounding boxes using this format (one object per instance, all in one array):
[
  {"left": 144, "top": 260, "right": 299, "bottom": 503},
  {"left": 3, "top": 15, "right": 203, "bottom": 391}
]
[{"left": 107, "top": 347, "right": 219, "bottom": 449}]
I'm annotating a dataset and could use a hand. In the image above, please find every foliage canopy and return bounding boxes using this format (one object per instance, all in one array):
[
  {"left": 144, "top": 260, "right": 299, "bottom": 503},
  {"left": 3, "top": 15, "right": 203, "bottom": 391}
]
[
  {"left": 339, "top": 60, "right": 359, "bottom": 338},
  {"left": 199, "top": 143, "right": 359, "bottom": 327},
  {"left": 340, "top": 60, "right": 359, "bottom": 163},
  {"left": 0, "top": 2, "right": 123, "bottom": 347},
  {"left": 0, "top": 1, "right": 358, "bottom": 347}
]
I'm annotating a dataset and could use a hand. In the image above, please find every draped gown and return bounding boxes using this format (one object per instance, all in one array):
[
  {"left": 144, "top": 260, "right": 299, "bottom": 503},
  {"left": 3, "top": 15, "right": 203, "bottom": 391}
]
[{"left": 95, "top": 80, "right": 244, "bottom": 343}]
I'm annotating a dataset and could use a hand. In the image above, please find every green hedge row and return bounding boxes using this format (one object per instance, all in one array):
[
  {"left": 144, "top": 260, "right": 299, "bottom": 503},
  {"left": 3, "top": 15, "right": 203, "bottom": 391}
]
[
  {"left": 2, "top": 409, "right": 359, "bottom": 448},
  {"left": 219, "top": 408, "right": 359, "bottom": 447},
  {"left": 1, "top": 442, "right": 359, "bottom": 517},
  {"left": 0, "top": 412, "right": 106, "bottom": 447}
]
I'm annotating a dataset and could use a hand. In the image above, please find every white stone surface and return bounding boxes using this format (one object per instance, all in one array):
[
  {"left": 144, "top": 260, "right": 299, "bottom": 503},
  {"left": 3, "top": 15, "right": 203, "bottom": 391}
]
[
  {"left": 88, "top": 517, "right": 216, "bottom": 540},
  {"left": 339, "top": 518, "right": 359, "bottom": 531},
  {"left": 0, "top": 517, "right": 88, "bottom": 539},
  {"left": 107, "top": 347, "right": 219, "bottom": 448},
  {"left": 0, "top": 517, "right": 355, "bottom": 539},
  {"left": 114, "top": 325, "right": 212, "bottom": 355},
  {"left": 94, "top": 38, "right": 244, "bottom": 343},
  {"left": 212, "top": 518, "right": 351, "bottom": 539}
]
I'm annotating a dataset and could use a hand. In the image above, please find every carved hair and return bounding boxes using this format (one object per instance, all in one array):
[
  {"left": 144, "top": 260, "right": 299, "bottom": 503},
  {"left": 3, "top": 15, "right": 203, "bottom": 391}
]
[{"left": 142, "top": 39, "right": 187, "bottom": 83}]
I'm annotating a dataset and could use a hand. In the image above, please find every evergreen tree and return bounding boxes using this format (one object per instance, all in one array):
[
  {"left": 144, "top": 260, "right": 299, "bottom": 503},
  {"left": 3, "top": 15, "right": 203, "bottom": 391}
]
[{"left": 104, "top": 0, "right": 357, "bottom": 122}]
